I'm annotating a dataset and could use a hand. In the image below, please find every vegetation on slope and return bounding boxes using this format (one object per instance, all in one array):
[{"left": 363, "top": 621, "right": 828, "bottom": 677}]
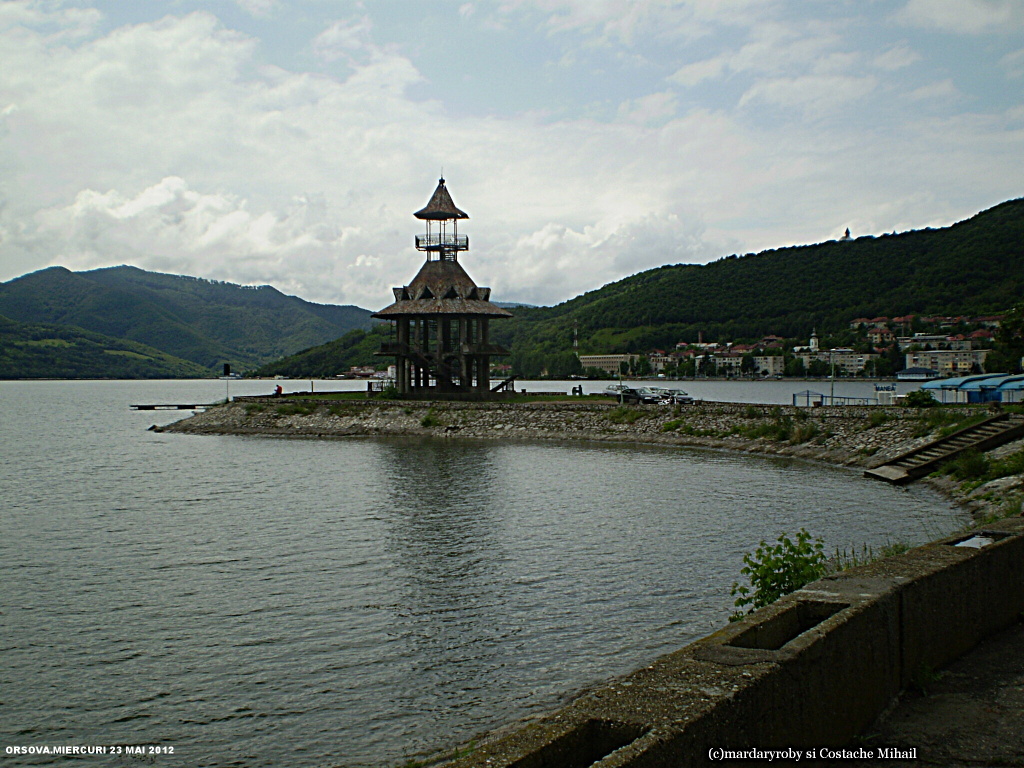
[
  {"left": 0, "top": 265, "right": 374, "bottom": 373},
  {"left": 0, "top": 315, "right": 212, "bottom": 379},
  {"left": 493, "top": 198, "right": 1024, "bottom": 375}
]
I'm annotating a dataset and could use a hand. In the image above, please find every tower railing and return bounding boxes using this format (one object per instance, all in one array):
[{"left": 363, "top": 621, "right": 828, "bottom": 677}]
[{"left": 415, "top": 234, "right": 468, "bottom": 252}]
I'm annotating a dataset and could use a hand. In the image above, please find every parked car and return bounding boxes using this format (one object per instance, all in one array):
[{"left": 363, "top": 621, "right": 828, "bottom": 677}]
[
  {"left": 661, "top": 389, "right": 694, "bottom": 404},
  {"left": 620, "top": 387, "right": 663, "bottom": 404},
  {"left": 602, "top": 383, "right": 631, "bottom": 397}
]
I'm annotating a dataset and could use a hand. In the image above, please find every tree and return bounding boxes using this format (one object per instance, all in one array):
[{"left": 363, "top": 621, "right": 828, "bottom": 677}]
[
  {"left": 741, "top": 353, "right": 756, "bottom": 377},
  {"left": 785, "top": 356, "right": 806, "bottom": 377}
]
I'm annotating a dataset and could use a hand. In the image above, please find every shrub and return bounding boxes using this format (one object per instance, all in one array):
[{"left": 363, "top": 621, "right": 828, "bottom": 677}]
[
  {"left": 938, "top": 449, "right": 990, "bottom": 481},
  {"left": 789, "top": 421, "right": 819, "bottom": 444},
  {"left": 730, "top": 529, "right": 827, "bottom": 618},
  {"left": 275, "top": 403, "right": 316, "bottom": 416},
  {"left": 867, "top": 410, "right": 889, "bottom": 428},
  {"left": 606, "top": 406, "right": 643, "bottom": 424},
  {"left": 420, "top": 408, "right": 443, "bottom": 428},
  {"left": 903, "top": 390, "right": 937, "bottom": 408},
  {"left": 662, "top": 418, "right": 684, "bottom": 432}
]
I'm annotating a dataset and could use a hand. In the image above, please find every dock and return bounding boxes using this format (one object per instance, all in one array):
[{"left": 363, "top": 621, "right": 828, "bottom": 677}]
[{"left": 131, "top": 403, "right": 215, "bottom": 410}]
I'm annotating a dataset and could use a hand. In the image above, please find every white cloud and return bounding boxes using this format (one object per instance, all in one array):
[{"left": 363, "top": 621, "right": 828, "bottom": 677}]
[
  {"left": 1002, "top": 48, "right": 1024, "bottom": 78},
  {"left": 873, "top": 43, "right": 921, "bottom": 71},
  {"left": 669, "top": 57, "right": 725, "bottom": 87},
  {"left": 909, "top": 78, "right": 959, "bottom": 101},
  {"left": 233, "top": 0, "right": 279, "bottom": 18},
  {"left": 312, "top": 16, "right": 375, "bottom": 63},
  {"left": 616, "top": 91, "right": 678, "bottom": 124},
  {"left": 0, "top": 2, "right": 1021, "bottom": 313},
  {"left": 738, "top": 74, "right": 878, "bottom": 116},
  {"left": 895, "top": 0, "right": 1024, "bottom": 34}
]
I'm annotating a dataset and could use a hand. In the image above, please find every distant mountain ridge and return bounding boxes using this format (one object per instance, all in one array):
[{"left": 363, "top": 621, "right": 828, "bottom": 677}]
[
  {"left": 494, "top": 197, "right": 1024, "bottom": 364},
  {"left": 0, "top": 265, "right": 374, "bottom": 375},
  {"left": 240, "top": 198, "right": 1024, "bottom": 379}
]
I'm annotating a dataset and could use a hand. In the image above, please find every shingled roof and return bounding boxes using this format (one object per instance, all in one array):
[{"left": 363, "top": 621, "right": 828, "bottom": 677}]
[
  {"left": 372, "top": 260, "right": 512, "bottom": 318},
  {"left": 414, "top": 177, "right": 469, "bottom": 221}
]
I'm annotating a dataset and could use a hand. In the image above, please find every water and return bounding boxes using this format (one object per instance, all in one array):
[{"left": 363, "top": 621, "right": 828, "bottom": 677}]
[{"left": 1, "top": 380, "right": 966, "bottom": 767}]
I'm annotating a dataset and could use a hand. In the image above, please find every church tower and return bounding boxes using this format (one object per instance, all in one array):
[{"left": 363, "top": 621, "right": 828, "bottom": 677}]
[{"left": 373, "top": 178, "right": 512, "bottom": 398}]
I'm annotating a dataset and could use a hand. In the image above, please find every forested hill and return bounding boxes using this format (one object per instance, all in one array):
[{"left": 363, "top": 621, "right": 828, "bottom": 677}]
[
  {"left": 493, "top": 197, "right": 1024, "bottom": 362},
  {"left": 0, "top": 314, "right": 212, "bottom": 379},
  {"left": 0, "top": 265, "right": 374, "bottom": 373}
]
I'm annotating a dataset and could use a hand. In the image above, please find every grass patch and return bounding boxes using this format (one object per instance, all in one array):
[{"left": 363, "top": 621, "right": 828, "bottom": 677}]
[
  {"left": 275, "top": 403, "right": 317, "bottom": 416},
  {"left": 244, "top": 404, "right": 266, "bottom": 415},
  {"left": 789, "top": 421, "right": 819, "bottom": 444},
  {"left": 420, "top": 408, "right": 443, "bottom": 428},
  {"left": 867, "top": 410, "right": 890, "bottom": 428},
  {"left": 606, "top": 406, "right": 644, "bottom": 424},
  {"left": 940, "top": 447, "right": 1024, "bottom": 489},
  {"left": 662, "top": 418, "right": 685, "bottom": 432}
]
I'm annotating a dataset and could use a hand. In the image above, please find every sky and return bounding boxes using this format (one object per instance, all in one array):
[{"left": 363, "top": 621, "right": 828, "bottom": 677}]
[{"left": 0, "top": 0, "right": 1022, "bottom": 309}]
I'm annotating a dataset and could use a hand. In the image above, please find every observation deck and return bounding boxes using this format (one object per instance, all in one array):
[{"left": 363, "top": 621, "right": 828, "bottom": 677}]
[{"left": 415, "top": 233, "right": 469, "bottom": 252}]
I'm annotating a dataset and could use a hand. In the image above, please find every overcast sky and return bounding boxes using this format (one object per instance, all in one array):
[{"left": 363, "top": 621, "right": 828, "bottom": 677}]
[{"left": 1, "top": 0, "right": 1021, "bottom": 309}]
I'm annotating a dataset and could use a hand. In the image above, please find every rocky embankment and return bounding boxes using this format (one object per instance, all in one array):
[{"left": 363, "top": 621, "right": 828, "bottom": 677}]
[
  {"left": 166, "top": 397, "right": 961, "bottom": 464},
  {"left": 162, "top": 397, "right": 1024, "bottom": 521}
]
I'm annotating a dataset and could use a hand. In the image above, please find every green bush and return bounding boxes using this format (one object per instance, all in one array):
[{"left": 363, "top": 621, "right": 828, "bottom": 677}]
[
  {"left": 867, "top": 410, "right": 889, "bottom": 428},
  {"left": 374, "top": 385, "right": 399, "bottom": 399},
  {"left": 275, "top": 403, "right": 316, "bottom": 416},
  {"left": 730, "top": 529, "right": 827, "bottom": 618},
  {"left": 938, "top": 449, "right": 990, "bottom": 481},
  {"left": 606, "top": 406, "right": 643, "bottom": 424},
  {"left": 903, "top": 389, "right": 937, "bottom": 408},
  {"left": 662, "top": 418, "right": 684, "bottom": 432},
  {"left": 789, "top": 421, "right": 819, "bottom": 444},
  {"left": 420, "top": 408, "right": 442, "bottom": 428}
]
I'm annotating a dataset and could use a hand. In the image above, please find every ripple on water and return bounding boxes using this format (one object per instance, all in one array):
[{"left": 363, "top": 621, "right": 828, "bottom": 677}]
[{"left": 0, "top": 382, "right": 967, "bottom": 767}]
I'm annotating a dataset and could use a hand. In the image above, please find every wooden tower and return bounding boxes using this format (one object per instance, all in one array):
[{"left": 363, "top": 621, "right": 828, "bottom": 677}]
[{"left": 373, "top": 178, "right": 512, "bottom": 398}]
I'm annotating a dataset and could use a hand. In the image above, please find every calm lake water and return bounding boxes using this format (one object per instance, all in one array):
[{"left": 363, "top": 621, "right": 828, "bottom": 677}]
[{"left": 1, "top": 380, "right": 965, "bottom": 767}]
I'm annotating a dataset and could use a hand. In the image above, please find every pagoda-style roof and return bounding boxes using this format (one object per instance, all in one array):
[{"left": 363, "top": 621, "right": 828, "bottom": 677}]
[
  {"left": 414, "top": 177, "right": 469, "bottom": 221},
  {"left": 372, "top": 260, "right": 512, "bottom": 318}
]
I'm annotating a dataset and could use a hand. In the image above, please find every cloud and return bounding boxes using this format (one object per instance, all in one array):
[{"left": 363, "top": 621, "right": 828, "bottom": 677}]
[
  {"left": 30, "top": 177, "right": 378, "bottom": 303},
  {"left": 669, "top": 57, "right": 726, "bottom": 87},
  {"left": 895, "top": 0, "right": 1024, "bottom": 34},
  {"left": 873, "top": 43, "right": 921, "bottom": 71},
  {"left": 738, "top": 74, "right": 878, "bottom": 116},
  {"left": 233, "top": 0, "right": 279, "bottom": 18},
  {"left": 0, "top": 2, "right": 1021, "bottom": 313},
  {"left": 909, "top": 78, "right": 959, "bottom": 101},
  {"left": 312, "top": 16, "right": 375, "bottom": 63},
  {"left": 616, "top": 91, "right": 678, "bottom": 124},
  {"left": 1002, "top": 48, "right": 1024, "bottom": 78}
]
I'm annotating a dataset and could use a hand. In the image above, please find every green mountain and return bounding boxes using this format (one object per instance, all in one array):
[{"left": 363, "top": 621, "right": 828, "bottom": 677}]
[
  {"left": 0, "top": 265, "right": 373, "bottom": 374},
  {"left": 495, "top": 197, "right": 1024, "bottom": 362},
  {"left": 0, "top": 314, "right": 212, "bottom": 379},
  {"left": 257, "top": 198, "right": 1024, "bottom": 377}
]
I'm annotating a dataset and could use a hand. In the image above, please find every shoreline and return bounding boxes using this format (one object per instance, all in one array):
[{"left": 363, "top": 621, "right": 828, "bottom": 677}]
[{"left": 162, "top": 398, "right": 1023, "bottom": 521}]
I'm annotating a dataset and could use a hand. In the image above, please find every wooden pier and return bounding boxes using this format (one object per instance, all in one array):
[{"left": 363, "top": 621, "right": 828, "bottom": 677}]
[{"left": 131, "top": 403, "right": 215, "bottom": 411}]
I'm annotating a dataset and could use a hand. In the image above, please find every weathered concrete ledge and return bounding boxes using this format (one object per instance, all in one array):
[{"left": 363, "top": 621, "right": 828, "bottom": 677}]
[
  {"left": 425, "top": 516, "right": 1024, "bottom": 767},
  {"left": 161, "top": 398, "right": 971, "bottom": 469}
]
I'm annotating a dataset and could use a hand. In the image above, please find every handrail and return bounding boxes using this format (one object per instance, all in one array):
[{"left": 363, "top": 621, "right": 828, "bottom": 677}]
[{"left": 415, "top": 234, "right": 468, "bottom": 251}]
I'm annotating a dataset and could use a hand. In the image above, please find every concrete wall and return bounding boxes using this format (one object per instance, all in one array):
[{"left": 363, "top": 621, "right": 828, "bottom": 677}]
[{"left": 444, "top": 516, "right": 1024, "bottom": 768}]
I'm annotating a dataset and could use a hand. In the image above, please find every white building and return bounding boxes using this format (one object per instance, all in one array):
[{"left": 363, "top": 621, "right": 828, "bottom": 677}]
[
  {"left": 904, "top": 349, "right": 989, "bottom": 376},
  {"left": 578, "top": 354, "right": 639, "bottom": 375}
]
